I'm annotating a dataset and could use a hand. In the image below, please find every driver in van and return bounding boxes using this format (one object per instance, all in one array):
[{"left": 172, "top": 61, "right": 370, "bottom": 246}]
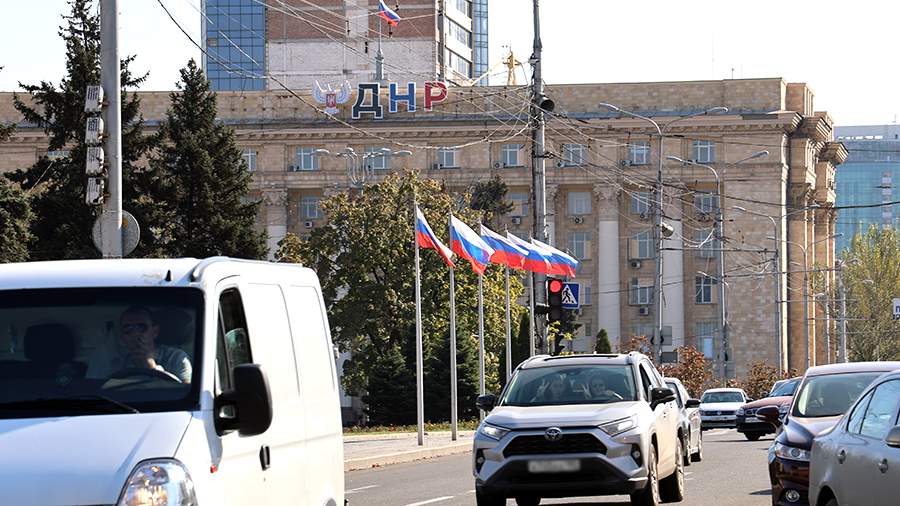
[{"left": 89, "top": 306, "right": 192, "bottom": 383}]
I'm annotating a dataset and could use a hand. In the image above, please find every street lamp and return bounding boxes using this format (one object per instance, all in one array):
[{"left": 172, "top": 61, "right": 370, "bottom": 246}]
[
  {"left": 599, "top": 103, "right": 728, "bottom": 359},
  {"left": 315, "top": 147, "right": 412, "bottom": 187}
]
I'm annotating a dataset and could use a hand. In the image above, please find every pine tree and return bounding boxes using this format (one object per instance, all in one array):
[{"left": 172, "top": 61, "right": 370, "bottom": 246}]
[
  {"left": 425, "top": 328, "right": 480, "bottom": 422},
  {"left": 0, "top": 71, "right": 31, "bottom": 263},
  {"left": 144, "top": 60, "right": 266, "bottom": 259},
  {"left": 595, "top": 328, "right": 612, "bottom": 353},
  {"left": 362, "top": 344, "right": 416, "bottom": 425}
]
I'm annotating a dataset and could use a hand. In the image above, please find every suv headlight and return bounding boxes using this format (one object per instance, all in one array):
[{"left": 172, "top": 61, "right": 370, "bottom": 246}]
[
  {"left": 736, "top": 408, "right": 745, "bottom": 416},
  {"left": 479, "top": 424, "right": 510, "bottom": 440},
  {"left": 599, "top": 415, "right": 637, "bottom": 436},
  {"left": 117, "top": 459, "right": 196, "bottom": 506},
  {"left": 774, "top": 442, "right": 810, "bottom": 462}
]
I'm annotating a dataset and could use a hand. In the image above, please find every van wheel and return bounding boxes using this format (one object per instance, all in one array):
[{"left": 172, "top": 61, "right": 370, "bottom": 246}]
[
  {"left": 630, "top": 445, "right": 660, "bottom": 506},
  {"left": 515, "top": 496, "right": 541, "bottom": 506},
  {"left": 476, "top": 489, "right": 505, "bottom": 506},
  {"left": 659, "top": 438, "right": 685, "bottom": 503},
  {"left": 690, "top": 434, "right": 703, "bottom": 462}
]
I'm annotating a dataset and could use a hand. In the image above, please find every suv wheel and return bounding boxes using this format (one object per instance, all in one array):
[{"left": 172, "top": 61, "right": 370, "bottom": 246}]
[
  {"left": 659, "top": 438, "right": 685, "bottom": 503},
  {"left": 515, "top": 496, "right": 541, "bottom": 506},
  {"left": 690, "top": 434, "right": 703, "bottom": 462},
  {"left": 475, "top": 489, "right": 504, "bottom": 506},
  {"left": 630, "top": 444, "right": 660, "bottom": 506},
  {"left": 744, "top": 432, "right": 762, "bottom": 441}
]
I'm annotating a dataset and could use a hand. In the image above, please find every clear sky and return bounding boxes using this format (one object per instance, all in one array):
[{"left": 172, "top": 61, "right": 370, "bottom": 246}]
[{"left": 0, "top": 0, "right": 896, "bottom": 126}]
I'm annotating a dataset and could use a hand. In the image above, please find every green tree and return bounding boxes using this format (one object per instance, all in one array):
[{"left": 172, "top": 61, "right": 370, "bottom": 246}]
[
  {"left": 470, "top": 175, "right": 513, "bottom": 227},
  {"left": 275, "top": 233, "right": 304, "bottom": 264},
  {"left": 9, "top": 0, "right": 156, "bottom": 260},
  {"left": 142, "top": 60, "right": 266, "bottom": 259},
  {"left": 425, "top": 328, "right": 480, "bottom": 422},
  {"left": 594, "top": 328, "right": 612, "bottom": 353},
  {"left": 548, "top": 309, "right": 581, "bottom": 355},
  {"left": 843, "top": 226, "right": 900, "bottom": 361},
  {"left": 0, "top": 101, "right": 31, "bottom": 263}
]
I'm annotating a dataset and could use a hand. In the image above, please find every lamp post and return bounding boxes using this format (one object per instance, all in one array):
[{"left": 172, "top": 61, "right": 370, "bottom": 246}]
[
  {"left": 315, "top": 147, "right": 412, "bottom": 188},
  {"left": 599, "top": 103, "right": 727, "bottom": 360}
]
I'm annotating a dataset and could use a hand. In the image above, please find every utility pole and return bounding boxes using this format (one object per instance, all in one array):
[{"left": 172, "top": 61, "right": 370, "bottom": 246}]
[
  {"left": 838, "top": 265, "right": 848, "bottom": 362},
  {"left": 530, "top": 0, "right": 548, "bottom": 354},
  {"left": 100, "top": 0, "right": 123, "bottom": 258}
]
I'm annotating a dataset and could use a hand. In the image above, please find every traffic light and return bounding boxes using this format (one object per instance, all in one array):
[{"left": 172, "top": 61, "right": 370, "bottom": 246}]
[{"left": 547, "top": 278, "right": 564, "bottom": 323}]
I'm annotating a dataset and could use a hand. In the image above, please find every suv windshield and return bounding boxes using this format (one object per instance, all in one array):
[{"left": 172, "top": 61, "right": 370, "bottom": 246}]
[
  {"left": 500, "top": 365, "right": 637, "bottom": 406},
  {"left": 769, "top": 378, "right": 799, "bottom": 397},
  {"left": 701, "top": 392, "right": 743, "bottom": 403},
  {"left": 792, "top": 372, "right": 882, "bottom": 418},
  {"left": 0, "top": 288, "right": 203, "bottom": 419}
]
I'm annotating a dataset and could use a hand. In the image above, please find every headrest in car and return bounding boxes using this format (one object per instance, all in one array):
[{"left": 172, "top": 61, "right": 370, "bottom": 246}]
[{"left": 24, "top": 323, "right": 76, "bottom": 364}]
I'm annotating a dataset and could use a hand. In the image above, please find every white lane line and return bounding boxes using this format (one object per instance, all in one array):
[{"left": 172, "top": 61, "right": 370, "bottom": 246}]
[
  {"left": 404, "top": 497, "right": 455, "bottom": 506},
  {"left": 465, "top": 490, "right": 475, "bottom": 494},
  {"left": 346, "top": 485, "right": 380, "bottom": 494}
]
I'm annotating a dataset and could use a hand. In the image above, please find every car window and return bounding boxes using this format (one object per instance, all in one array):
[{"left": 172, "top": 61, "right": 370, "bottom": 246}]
[
  {"left": 769, "top": 379, "right": 799, "bottom": 397},
  {"left": 701, "top": 391, "right": 744, "bottom": 403},
  {"left": 639, "top": 365, "right": 653, "bottom": 401},
  {"left": 860, "top": 380, "right": 900, "bottom": 439},
  {"left": 846, "top": 389, "right": 873, "bottom": 435},
  {"left": 793, "top": 372, "right": 883, "bottom": 418},
  {"left": 666, "top": 381, "right": 684, "bottom": 408},
  {"left": 499, "top": 364, "right": 637, "bottom": 406},
  {"left": 216, "top": 288, "right": 253, "bottom": 392}
]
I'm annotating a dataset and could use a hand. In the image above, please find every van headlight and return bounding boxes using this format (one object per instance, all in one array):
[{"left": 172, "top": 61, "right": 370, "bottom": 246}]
[
  {"left": 117, "top": 459, "right": 197, "bottom": 506},
  {"left": 479, "top": 424, "right": 510, "bottom": 440},
  {"left": 599, "top": 415, "right": 637, "bottom": 436}
]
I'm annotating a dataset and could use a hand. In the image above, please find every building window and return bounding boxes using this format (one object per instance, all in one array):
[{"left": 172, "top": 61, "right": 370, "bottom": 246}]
[
  {"left": 300, "top": 196, "right": 322, "bottom": 220},
  {"left": 692, "top": 140, "right": 715, "bottom": 163},
  {"left": 293, "top": 147, "right": 319, "bottom": 171},
  {"left": 447, "top": 19, "right": 471, "bottom": 47},
  {"left": 366, "top": 147, "right": 390, "bottom": 170},
  {"left": 501, "top": 144, "right": 522, "bottom": 167},
  {"left": 437, "top": 147, "right": 458, "bottom": 168},
  {"left": 568, "top": 232, "right": 591, "bottom": 260},
  {"left": 562, "top": 143, "right": 586, "bottom": 166},
  {"left": 445, "top": 50, "right": 472, "bottom": 78},
  {"left": 581, "top": 283, "right": 592, "bottom": 305},
  {"left": 509, "top": 192, "right": 529, "bottom": 217},
  {"left": 567, "top": 191, "right": 592, "bottom": 215},
  {"left": 695, "top": 322, "right": 716, "bottom": 358},
  {"left": 695, "top": 275, "right": 714, "bottom": 304},
  {"left": 242, "top": 148, "right": 257, "bottom": 172},
  {"left": 630, "top": 191, "right": 650, "bottom": 216},
  {"left": 629, "top": 278, "right": 653, "bottom": 305},
  {"left": 695, "top": 229, "right": 717, "bottom": 259},
  {"left": 630, "top": 230, "right": 654, "bottom": 260},
  {"left": 453, "top": 0, "right": 471, "bottom": 16},
  {"left": 695, "top": 192, "right": 719, "bottom": 214},
  {"left": 630, "top": 141, "right": 650, "bottom": 165}
]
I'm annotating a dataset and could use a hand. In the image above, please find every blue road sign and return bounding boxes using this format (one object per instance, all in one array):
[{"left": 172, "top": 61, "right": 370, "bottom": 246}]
[{"left": 561, "top": 282, "right": 580, "bottom": 309}]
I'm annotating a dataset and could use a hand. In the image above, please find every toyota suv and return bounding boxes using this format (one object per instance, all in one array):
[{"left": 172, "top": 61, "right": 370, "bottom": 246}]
[{"left": 472, "top": 353, "right": 684, "bottom": 506}]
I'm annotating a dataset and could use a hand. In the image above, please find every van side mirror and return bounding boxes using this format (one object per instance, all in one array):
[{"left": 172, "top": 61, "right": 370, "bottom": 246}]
[
  {"left": 886, "top": 426, "right": 900, "bottom": 448},
  {"left": 215, "top": 364, "right": 273, "bottom": 436},
  {"left": 685, "top": 399, "right": 701, "bottom": 409},
  {"left": 756, "top": 405, "right": 781, "bottom": 427},
  {"left": 650, "top": 387, "right": 676, "bottom": 407},
  {"left": 476, "top": 394, "right": 497, "bottom": 411}
]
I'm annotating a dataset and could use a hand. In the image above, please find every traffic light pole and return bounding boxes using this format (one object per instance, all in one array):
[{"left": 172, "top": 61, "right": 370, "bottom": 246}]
[
  {"left": 530, "top": 0, "right": 548, "bottom": 355},
  {"left": 100, "top": 0, "right": 123, "bottom": 258}
]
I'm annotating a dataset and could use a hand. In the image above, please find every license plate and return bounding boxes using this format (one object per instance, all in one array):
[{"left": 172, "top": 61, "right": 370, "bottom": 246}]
[
  {"left": 706, "top": 416, "right": 730, "bottom": 421},
  {"left": 745, "top": 417, "right": 762, "bottom": 423},
  {"left": 527, "top": 459, "right": 581, "bottom": 473}
]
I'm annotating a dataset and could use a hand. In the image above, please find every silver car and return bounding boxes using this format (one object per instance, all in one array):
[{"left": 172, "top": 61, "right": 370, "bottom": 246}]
[
  {"left": 809, "top": 369, "right": 900, "bottom": 506},
  {"left": 472, "top": 353, "right": 683, "bottom": 506},
  {"left": 665, "top": 377, "right": 703, "bottom": 465}
]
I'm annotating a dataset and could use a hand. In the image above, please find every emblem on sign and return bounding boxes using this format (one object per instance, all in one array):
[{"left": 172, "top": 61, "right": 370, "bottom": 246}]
[
  {"left": 544, "top": 427, "right": 563, "bottom": 442},
  {"left": 312, "top": 80, "right": 351, "bottom": 115}
]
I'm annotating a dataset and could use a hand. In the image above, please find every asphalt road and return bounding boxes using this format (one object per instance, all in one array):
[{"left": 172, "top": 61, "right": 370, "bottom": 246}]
[{"left": 346, "top": 429, "right": 775, "bottom": 506}]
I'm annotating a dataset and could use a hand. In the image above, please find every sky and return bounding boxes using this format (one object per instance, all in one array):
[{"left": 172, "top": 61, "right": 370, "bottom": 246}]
[{"left": 0, "top": 0, "right": 897, "bottom": 126}]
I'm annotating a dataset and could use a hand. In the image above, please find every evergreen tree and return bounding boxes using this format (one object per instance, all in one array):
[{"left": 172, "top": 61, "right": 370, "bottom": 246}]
[
  {"left": 362, "top": 345, "right": 416, "bottom": 425},
  {"left": 425, "top": 328, "right": 480, "bottom": 422},
  {"left": 595, "top": 328, "right": 612, "bottom": 353},
  {"left": 0, "top": 100, "right": 31, "bottom": 263},
  {"left": 470, "top": 175, "right": 513, "bottom": 227},
  {"left": 9, "top": 0, "right": 155, "bottom": 260},
  {"left": 143, "top": 60, "right": 266, "bottom": 259}
]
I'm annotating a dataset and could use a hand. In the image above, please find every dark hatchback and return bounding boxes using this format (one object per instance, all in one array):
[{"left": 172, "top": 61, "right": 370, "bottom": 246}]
[{"left": 761, "top": 362, "right": 900, "bottom": 506}]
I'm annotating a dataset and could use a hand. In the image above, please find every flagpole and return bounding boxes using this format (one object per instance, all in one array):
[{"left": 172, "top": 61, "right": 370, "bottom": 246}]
[
  {"left": 478, "top": 273, "right": 485, "bottom": 421},
  {"left": 528, "top": 271, "right": 536, "bottom": 357},
  {"left": 413, "top": 201, "right": 425, "bottom": 446},
  {"left": 505, "top": 266, "right": 512, "bottom": 381},
  {"left": 448, "top": 216, "right": 458, "bottom": 442}
]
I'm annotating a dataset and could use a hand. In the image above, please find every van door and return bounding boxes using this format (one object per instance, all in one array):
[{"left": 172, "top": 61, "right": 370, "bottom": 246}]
[{"left": 241, "top": 283, "right": 308, "bottom": 505}]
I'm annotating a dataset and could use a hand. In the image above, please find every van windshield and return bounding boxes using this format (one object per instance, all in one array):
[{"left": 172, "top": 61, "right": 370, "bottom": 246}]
[
  {"left": 0, "top": 288, "right": 203, "bottom": 419},
  {"left": 500, "top": 365, "right": 637, "bottom": 407}
]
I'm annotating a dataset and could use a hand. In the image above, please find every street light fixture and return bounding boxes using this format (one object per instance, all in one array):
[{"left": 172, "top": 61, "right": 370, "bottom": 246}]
[{"left": 315, "top": 147, "right": 412, "bottom": 187}]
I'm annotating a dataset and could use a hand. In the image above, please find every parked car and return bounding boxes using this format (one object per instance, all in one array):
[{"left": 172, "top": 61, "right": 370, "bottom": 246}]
[
  {"left": 699, "top": 388, "right": 749, "bottom": 430},
  {"left": 0, "top": 258, "right": 345, "bottom": 506},
  {"left": 810, "top": 370, "right": 900, "bottom": 506},
  {"left": 760, "top": 361, "right": 900, "bottom": 506},
  {"left": 665, "top": 377, "right": 703, "bottom": 465},
  {"left": 736, "top": 377, "right": 801, "bottom": 441},
  {"left": 473, "top": 352, "right": 684, "bottom": 506}
]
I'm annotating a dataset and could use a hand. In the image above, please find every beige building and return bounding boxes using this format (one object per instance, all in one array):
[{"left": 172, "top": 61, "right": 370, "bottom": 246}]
[{"left": 0, "top": 77, "right": 846, "bottom": 378}]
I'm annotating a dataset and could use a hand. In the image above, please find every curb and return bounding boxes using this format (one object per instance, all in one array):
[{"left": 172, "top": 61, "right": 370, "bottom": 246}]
[
  {"left": 344, "top": 430, "right": 476, "bottom": 443},
  {"left": 344, "top": 440, "right": 472, "bottom": 472}
]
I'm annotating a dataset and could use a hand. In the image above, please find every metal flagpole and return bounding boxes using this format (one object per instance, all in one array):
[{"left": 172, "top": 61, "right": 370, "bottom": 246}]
[
  {"left": 505, "top": 266, "right": 512, "bottom": 381},
  {"left": 448, "top": 218, "right": 458, "bottom": 442},
  {"left": 528, "top": 271, "right": 536, "bottom": 357},
  {"left": 413, "top": 201, "right": 425, "bottom": 446},
  {"left": 478, "top": 274, "right": 486, "bottom": 419}
]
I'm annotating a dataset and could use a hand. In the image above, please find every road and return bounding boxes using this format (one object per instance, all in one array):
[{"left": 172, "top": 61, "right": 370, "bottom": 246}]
[{"left": 346, "top": 429, "right": 774, "bottom": 506}]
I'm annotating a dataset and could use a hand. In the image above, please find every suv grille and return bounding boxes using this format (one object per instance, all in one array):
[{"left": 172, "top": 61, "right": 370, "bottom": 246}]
[{"left": 503, "top": 433, "right": 606, "bottom": 458}]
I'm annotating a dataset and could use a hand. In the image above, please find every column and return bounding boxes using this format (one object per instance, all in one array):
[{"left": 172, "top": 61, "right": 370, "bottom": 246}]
[
  {"left": 593, "top": 184, "right": 621, "bottom": 348},
  {"left": 661, "top": 195, "right": 685, "bottom": 352},
  {"left": 262, "top": 188, "right": 289, "bottom": 260}
]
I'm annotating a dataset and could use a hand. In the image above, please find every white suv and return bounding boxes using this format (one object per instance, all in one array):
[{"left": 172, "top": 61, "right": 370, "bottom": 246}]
[{"left": 473, "top": 353, "right": 684, "bottom": 506}]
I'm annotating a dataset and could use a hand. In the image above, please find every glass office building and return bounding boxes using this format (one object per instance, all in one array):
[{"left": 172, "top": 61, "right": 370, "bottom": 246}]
[
  {"left": 203, "top": 0, "right": 266, "bottom": 91},
  {"left": 834, "top": 126, "right": 900, "bottom": 253},
  {"left": 472, "top": 0, "right": 489, "bottom": 85}
]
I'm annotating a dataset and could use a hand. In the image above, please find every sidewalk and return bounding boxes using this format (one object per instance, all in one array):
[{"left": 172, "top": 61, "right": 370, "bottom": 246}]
[{"left": 343, "top": 430, "right": 475, "bottom": 471}]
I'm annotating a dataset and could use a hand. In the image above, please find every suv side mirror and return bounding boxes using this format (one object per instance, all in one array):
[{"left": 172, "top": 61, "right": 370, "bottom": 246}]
[
  {"left": 476, "top": 393, "right": 497, "bottom": 411},
  {"left": 650, "top": 387, "right": 676, "bottom": 407},
  {"left": 685, "top": 399, "right": 701, "bottom": 409},
  {"left": 756, "top": 405, "right": 781, "bottom": 427},
  {"left": 214, "top": 364, "right": 273, "bottom": 436},
  {"left": 886, "top": 426, "right": 900, "bottom": 448}
]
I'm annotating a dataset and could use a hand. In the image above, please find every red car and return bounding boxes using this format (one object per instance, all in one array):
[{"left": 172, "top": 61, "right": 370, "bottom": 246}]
[{"left": 735, "top": 377, "right": 800, "bottom": 441}]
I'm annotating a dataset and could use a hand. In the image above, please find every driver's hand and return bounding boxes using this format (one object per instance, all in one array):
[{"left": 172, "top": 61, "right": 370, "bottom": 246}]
[{"left": 132, "top": 335, "right": 157, "bottom": 369}]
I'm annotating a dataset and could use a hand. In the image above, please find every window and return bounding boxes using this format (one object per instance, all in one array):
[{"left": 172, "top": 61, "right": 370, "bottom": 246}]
[
  {"left": 630, "top": 141, "right": 650, "bottom": 165},
  {"left": 445, "top": 50, "right": 472, "bottom": 78},
  {"left": 216, "top": 288, "right": 253, "bottom": 391},
  {"left": 567, "top": 191, "right": 592, "bottom": 215},
  {"left": 447, "top": 19, "right": 471, "bottom": 47},
  {"left": 242, "top": 148, "right": 257, "bottom": 172},
  {"left": 293, "top": 147, "right": 319, "bottom": 171},
  {"left": 562, "top": 143, "right": 586, "bottom": 166},
  {"left": 847, "top": 390, "right": 873, "bottom": 434},
  {"left": 860, "top": 380, "right": 900, "bottom": 439},
  {"left": 630, "top": 192, "right": 650, "bottom": 216},
  {"left": 631, "top": 230, "right": 654, "bottom": 260},
  {"left": 639, "top": 364, "right": 654, "bottom": 400},
  {"left": 300, "top": 196, "right": 322, "bottom": 219},
  {"left": 695, "top": 275, "right": 714, "bottom": 304},
  {"left": 695, "top": 192, "right": 719, "bottom": 214},
  {"left": 509, "top": 192, "right": 529, "bottom": 217},
  {"left": 695, "top": 322, "right": 716, "bottom": 358},
  {"left": 501, "top": 144, "right": 522, "bottom": 167},
  {"left": 696, "top": 229, "right": 717, "bottom": 259},
  {"left": 581, "top": 284, "right": 592, "bottom": 305},
  {"left": 453, "top": 0, "right": 471, "bottom": 16},
  {"left": 437, "top": 147, "right": 458, "bottom": 168},
  {"left": 366, "top": 147, "right": 390, "bottom": 170},
  {"left": 568, "top": 232, "right": 591, "bottom": 260},
  {"left": 692, "top": 140, "right": 716, "bottom": 163},
  {"left": 629, "top": 277, "right": 653, "bottom": 305}
]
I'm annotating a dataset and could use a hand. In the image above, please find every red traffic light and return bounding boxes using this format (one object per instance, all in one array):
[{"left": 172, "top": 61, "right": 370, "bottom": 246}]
[{"left": 548, "top": 279, "right": 563, "bottom": 293}]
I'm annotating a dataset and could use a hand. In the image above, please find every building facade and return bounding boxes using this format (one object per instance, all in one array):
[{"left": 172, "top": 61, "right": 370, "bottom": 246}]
[
  {"left": 0, "top": 78, "right": 845, "bottom": 379},
  {"left": 202, "top": 0, "right": 267, "bottom": 91},
  {"left": 834, "top": 125, "right": 900, "bottom": 253}
]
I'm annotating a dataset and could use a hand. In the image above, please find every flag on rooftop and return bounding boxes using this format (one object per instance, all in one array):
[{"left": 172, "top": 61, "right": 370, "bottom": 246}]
[
  {"left": 415, "top": 207, "right": 454, "bottom": 267},
  {"left": 377, "top": 0, "right": 401, "bottom": 26},
  {"left": 450, "top": 216, "right": 494, "bottom": 275}
]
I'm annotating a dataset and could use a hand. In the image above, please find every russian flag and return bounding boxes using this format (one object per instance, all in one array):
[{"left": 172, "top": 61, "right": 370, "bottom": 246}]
[
  {"left": 450, "top": 216, "right": 494, "bottom": 275},
  {"left": 506, "top": 233, "right": 554, "bottom": 275},
  {"left": 377, "top": 0, "right": 401, "bottom": 26},
  {"left": 416, "top": 207, "right": 454, "bottom": 267},
  {"left": 533, "top": 238, "right": 579, "bottom": 278},
  {"left": 480, "top": 225, "right": 528, "bottom": 270}
]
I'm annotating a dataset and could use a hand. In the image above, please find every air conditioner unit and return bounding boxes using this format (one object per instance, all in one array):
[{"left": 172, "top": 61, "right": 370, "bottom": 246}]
[
  {"left": 638, "top": 306, "right": 650, "bottom": 316},
  {"left": 556, "top": 160, "right": 566, "bottom": 168},
  {"left": 85, "top": 117, "right": 104, "bottom": 146},
  {"left": 492, "top": 161, "right": 504, "bottom": 169},
  {"left": 629, "top": 259, "right": 642, "bottom": 269},
  {"left": 620, "top": 160, "right": 633, "bottom": 167},
  {"left": 304, "top": 221, "right": 315, "bottom": 228},
  {"left": 511, "top": 216, "right": 523, "bottom": 226},
  {"left": 571, "top": 216, "right": 584, "bottom": 224},
  {"left": 85, "top": 146, "right": 104, "bottom": 175},
  {"left": 84, "top": 85, "right": 104, "bottom": 113}
]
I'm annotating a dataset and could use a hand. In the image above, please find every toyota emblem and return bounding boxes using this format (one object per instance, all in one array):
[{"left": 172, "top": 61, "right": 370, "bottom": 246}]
[{"left": 544, "top": 427, "right": 563, "bottom": 442}]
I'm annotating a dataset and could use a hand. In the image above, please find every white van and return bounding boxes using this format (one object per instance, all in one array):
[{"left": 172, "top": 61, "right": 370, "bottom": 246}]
[{"left": 0, "top": 257, "right": 344, "bottom": 506}]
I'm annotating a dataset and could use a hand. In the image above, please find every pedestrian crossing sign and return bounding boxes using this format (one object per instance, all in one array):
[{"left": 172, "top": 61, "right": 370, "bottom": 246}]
[{"left": 561, "top": 283, "right": 580, "bottom": 309}]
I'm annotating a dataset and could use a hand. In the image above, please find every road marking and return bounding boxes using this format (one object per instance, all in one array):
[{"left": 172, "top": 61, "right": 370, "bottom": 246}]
[
  {"left": 346, "top": 485, "right": 380, "bottom": 494},
  {"left": 404, "top": 497, "right": 454, "bottom": 506}
]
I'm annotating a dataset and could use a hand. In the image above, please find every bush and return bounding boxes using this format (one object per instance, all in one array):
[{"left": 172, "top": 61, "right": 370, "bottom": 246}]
[
  {"left": 594, "top": 329, "right": 612, "bottom": 353},
  {"left": 660, "top": 346, "right": 712, "bottom": 398}
]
